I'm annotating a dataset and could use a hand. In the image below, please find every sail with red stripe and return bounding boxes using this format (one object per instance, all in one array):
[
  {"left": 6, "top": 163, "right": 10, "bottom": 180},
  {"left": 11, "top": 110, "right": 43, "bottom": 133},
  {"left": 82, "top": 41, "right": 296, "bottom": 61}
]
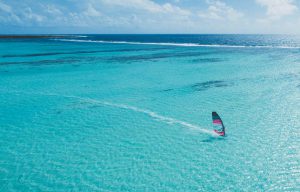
[{"left": 212, "top": 112, "right": 225, "bottom": 136}]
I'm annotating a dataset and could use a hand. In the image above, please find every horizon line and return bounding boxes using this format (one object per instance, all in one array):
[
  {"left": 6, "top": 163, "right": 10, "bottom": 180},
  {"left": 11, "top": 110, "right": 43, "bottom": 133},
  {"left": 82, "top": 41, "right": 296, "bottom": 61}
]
[{"left": 0, "top": 33, "right": 299, "bottom": 36}]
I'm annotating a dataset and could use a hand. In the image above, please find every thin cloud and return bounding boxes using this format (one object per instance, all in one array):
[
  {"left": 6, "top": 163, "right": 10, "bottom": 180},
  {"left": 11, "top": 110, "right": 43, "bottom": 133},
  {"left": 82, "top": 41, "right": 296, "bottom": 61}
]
[
  {"left": 101, "top": 0, "right": 190, "bottom": 15},
  {"left": 84, "top": 4, "right": 102, "bottom": 17},
  {"left": 198, "top": 0, "right": 243, "bottom": 21},
  {"left": 0, "top": 0, "right": 300, "bottom": 34},
  {"left": 256, "top": 0, "right": 298, "bottom": 21},
  {"left": 0, "top": 1, "right": 11, "bottom": 12}
]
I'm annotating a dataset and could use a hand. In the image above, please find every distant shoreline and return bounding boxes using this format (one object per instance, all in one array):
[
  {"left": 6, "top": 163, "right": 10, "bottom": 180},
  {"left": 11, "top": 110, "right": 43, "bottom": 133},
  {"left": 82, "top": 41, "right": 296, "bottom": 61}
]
[{"left": 0, "top": 35, "right": 70, "bottom": 39}]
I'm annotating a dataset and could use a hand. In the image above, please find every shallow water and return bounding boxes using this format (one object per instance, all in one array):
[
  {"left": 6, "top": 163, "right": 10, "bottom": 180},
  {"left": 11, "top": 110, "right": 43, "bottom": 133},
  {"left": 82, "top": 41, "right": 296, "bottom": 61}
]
[{"left": 0, "top": 35, "right": 300, "bottom": 191}]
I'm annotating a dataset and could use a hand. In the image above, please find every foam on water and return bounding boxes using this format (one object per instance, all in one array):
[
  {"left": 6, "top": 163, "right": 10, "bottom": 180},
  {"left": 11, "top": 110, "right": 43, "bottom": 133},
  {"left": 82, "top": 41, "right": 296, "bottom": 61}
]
[{"left": 55, "top": 39, "right": 300, "bottom": 49}]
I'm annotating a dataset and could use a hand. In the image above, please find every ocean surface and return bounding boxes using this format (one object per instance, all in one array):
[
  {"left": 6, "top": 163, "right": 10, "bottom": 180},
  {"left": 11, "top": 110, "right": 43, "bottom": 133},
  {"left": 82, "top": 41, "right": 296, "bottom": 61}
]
[{"left": 0, "top": 34, "right": 299, "bottom": 191}]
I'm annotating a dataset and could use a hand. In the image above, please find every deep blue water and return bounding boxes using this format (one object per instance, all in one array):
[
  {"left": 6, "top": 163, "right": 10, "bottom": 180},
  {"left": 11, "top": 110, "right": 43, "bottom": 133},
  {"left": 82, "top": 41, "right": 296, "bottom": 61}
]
[{"left": 0, "top": 35, "right": 300, "bottom": 191}]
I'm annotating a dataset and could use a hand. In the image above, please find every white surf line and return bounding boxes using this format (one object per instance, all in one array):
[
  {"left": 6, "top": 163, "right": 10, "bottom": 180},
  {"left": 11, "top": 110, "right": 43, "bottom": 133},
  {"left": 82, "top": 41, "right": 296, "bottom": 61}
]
[{"left": 54, "top": 39, "right": 300, "bottom": 49}]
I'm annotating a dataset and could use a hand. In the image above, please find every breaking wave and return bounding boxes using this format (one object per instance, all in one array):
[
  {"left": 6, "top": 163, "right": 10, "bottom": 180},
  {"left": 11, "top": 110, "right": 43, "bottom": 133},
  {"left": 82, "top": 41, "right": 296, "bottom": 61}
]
[{"left": 55, "top": 39, "right": 300, "bottom": 49}]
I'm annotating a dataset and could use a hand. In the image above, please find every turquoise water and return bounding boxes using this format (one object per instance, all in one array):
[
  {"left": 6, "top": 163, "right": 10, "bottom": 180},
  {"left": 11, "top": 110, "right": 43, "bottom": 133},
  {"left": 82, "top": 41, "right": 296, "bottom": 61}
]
[{"left": 0, "top": 35, "right": 300, "bottom": 191}]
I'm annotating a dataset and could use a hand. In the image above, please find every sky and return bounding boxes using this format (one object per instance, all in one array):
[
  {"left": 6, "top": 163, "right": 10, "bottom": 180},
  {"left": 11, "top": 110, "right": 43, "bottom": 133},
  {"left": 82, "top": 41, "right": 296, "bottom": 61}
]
[{"left": 0, "top": 0, "right": 300, "bottom": 34}]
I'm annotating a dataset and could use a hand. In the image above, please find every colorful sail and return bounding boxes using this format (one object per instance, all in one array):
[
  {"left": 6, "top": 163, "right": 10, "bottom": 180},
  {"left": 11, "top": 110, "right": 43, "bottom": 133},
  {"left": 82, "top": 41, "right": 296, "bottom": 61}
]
[{"left": 212, "top": 112, "right": 225, "bottom": 135}]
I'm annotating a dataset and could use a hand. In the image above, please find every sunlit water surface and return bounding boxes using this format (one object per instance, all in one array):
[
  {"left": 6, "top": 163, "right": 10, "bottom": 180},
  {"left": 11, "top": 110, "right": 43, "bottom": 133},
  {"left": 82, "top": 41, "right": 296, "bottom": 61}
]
[{"left": 0, "top": 35, "right": 300, "bottom": 191}]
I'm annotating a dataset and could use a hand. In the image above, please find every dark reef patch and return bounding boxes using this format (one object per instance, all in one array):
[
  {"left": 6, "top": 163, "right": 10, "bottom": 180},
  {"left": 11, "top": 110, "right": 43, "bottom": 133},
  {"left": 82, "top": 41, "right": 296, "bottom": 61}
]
[
  {"left": 162, "top": 88, "right": 174, "bottom": 92},
  {"left": 0, "top": 59, "right": 80, "bottom": 66},
  {"left": 1, "top": 47, "right": 168, "bottom": 58},
  {"left": 191, "top": 58, "right": 224, "bottom": 63},
  {"left": 192, "top": 80, "right": 230, "bottom": 91},
  {"left": 107, "top": 51, "right": 215, "bottom": 62},
  {"left": 0, "top": 35, "right": 68, "bottom": 39}
]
